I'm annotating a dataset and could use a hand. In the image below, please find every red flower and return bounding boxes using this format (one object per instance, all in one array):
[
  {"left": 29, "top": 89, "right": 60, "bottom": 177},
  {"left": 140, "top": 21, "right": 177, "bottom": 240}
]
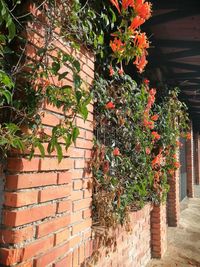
[
  {"left": 122, "top": 0, "right": 134, "bottom": 10},
  {"left": 113, "top": 147, "right": 120, "bottom": 156},
  {"left": 110, "top": 38, "right": 125, "bottom": 53},
  {"left": 151, "top": 131, "right": 161, "bottom": 140},
  {"left": 118, "top": 65, "right": 124, "bottom": 75},
  {"left": 133, "top": 0, "right": 152, "bottom": 20},
  {"left": 129, "top": 16, "right": 145, "bottom": 31},
  {"left": 174, "top": 161, "right": 181, "bottom": 169},
  {"left": 151, "top": 114, "right": 159, "bottom": 121},
  {"left": 149, "top": 88, "right": 156, "bottom": 96},
  {"left": 134, "top": 52, "right": 148, "bottom": 73},
  {"left": 105, "top": 101, "right": 115, "bottom": 109},
  {"left": 144, "top": 78, "right": 149, "bottom": 85},
  {"left": 186, "top": 132, "right": 191, "bottom": 140},
  {"left": 152, "top": 155, "right": 160, "bottom": 167},
  {"left": 145, "top": 147, "right": 151, "bottom": 155},
  {"left": 109, "top": 0, "right": 121, "bottom": 13},
  {"left": 109, "top": 66, "right": 114, "bottom": 76},
  {"left": 134, "top": 32, "right": 149, "bottom": 50},
  {"left": 143, "top": 118, "right": 154, "bottom": 129}
]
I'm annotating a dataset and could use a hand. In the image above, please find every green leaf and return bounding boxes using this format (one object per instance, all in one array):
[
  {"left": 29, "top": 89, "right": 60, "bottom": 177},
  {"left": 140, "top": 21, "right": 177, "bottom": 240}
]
[
  {"left": 73, "top": 74, "right": 81, "bottom": 89},
  {"left": 51, "top": 62, "right": 60, "bottom": 74},
  {"left": 0, "top": 89, "right": 12, "bottom": 103},
  {"left": 36, "top": 142, "right": 45, "bottom": 158},
  {"left": 55, "top": 142, "right": 63, "bottom": 163},
  {"left": 58, "top": 71, "right": 69, "bottom": 81},
  {"left": 64, "top": 134, "right": 72, "bottom": 149},
  {"left": 72, "top": 127, "right": 79, "bottom": 142},
  {"left": 79, "top": 105, "right": 88, "bottom": 121},
  {"left": 73, "top": 60, "right": 80, "bottom": 72}
]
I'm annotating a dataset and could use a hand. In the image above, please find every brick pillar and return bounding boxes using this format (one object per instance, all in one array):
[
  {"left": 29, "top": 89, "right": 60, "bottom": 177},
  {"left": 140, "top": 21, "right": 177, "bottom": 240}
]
[
  {"left": 151, "top": 203, "right": 167, "bottom": 258},
  {"left": 167, "top": 167, "right": 180, "bottom": 227},
  {"left": 186, "top": 122, "right": 194, "bottom": 197},
  {"left": 194, "top": 132, "right": 200, "bottom": 185}
]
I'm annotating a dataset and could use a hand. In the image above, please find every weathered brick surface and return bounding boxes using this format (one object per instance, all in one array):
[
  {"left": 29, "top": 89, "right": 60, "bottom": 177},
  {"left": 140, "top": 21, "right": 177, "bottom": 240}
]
[
  {"left": 89, "top": 204, "right": 152, "bottom": 267},
  {"left": 194, "top": 132, "right": 200, "bottom": 184},
  {"left": 186, "top": 122, "right": 195, "bottom": 197},
  {"left": 167, "top": 166, "right": 180, "bottom": 227},
  {"left": 151, "top": 203, "right": 167, "bottom": 258}
]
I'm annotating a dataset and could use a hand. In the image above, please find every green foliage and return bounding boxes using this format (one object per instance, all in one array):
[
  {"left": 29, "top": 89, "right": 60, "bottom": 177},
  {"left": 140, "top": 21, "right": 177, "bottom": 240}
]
[{"left": 0, "top": 0, "right": 91, "bottom": 161}]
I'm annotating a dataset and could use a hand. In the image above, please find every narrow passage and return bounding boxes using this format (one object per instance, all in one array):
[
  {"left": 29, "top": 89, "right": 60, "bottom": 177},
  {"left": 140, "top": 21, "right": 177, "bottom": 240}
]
[{"left": 147, "top": 186, "right": 200, "bottom": 267}]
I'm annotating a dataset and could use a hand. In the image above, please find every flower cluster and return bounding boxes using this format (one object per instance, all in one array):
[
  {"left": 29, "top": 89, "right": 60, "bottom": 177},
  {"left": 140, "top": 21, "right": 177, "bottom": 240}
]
[{"left": 109, "top": 0, "right": 152, "bottom": 73}]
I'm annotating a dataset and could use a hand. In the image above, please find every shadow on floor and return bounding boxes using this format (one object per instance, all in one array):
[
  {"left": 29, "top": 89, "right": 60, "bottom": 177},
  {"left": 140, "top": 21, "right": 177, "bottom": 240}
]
[{"left": 147, "top": 185, "right": 200, "bottom": 267}]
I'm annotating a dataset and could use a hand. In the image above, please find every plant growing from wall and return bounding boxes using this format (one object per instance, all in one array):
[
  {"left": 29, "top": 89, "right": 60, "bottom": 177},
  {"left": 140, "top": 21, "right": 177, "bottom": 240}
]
[{"left": 0, "top": 0, "right": 91, "bottom": 161}]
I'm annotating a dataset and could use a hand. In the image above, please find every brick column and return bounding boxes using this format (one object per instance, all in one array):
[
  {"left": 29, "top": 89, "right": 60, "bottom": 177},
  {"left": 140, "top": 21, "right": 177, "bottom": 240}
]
[
  {"left": 186, "top": 122, "right": 194, "bottom": 197},
  {"left": 167, "top": 167, "right": 180, "bottom": 227},
  {"left": 151, "top": 203, "right": 167, "bottom": 258},
  {"left": 194, "top": 132, "right": 200, "bottom": 185}
]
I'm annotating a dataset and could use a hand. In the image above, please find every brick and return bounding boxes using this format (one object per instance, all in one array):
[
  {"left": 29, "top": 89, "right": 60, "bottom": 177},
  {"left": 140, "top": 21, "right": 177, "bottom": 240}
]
[
  {"left": 4, "top": 191, "right": 38, "bottom": 207},
  {"left": 0, "top": 226, "right": 34, "bottom": 244},
  {"left": 57, "top": 171, "right": 72, "bottom": 184},
  {"left": 39, "top": 186, "right": 70, "bottom": 202},
  {"left": 57, "top": 200, "right": 71, "bottom": 213},
  {"left": 83, "top": 189, "right": 92, "bottom": 199},
  {"left": 72, "top": 247, "right": 79, "bottom": 266},
  {"left": 76, "top": 118, "right": 93, "bottom": 131},
  {"left": 73, "top": 180, "right": 83, "bottom": 190},
  {"left": 37, "top": 214, "right": 70, "bottom": 238},
  {"left": 72, "top": 219, "right": 92, "bottom": 235},
  {"left": 15, "top": 261, "right": 33, "bottom": 267},
  {"left": 75, "top": 138, "right": 93, "bottom": 150},
  {"left": 34, "top": 242, "right": 69, "bottom": 266},
  {"left": 55, "top": 228, "right": 70, "bottom": 245},
  {"left": 41, "top": 112, "right": 60, "bottom": 126},
  {"left": 73, "top": 198, "right": 91, "bottom": 211},
  {"left": 0, "top": 236, "right": 54, "bottom": 265},
  {"left": 5, "top": 173, "right": 57, "bottom": 190},
  {"left": 3, "top": 204, "right": 56, "bottom": 226},
  {"left": 71, "top": 190, "right": 83, "bottom": 201},
  {"left": 40, "top": 158, "right": 74, "bottom": 171},
  {"left": 82, "top": 209, "right": 91, "bottom": 219},
  {"left": 7, "top": 158, "right": 40, "bottom": 173},
  {"left": 79, "top": 244, "right": 85, "bottom": 265},
  {"left": 53, "top": 253, "right": 72, "bottom": 267},
  {"left": 0, "top": 247, "right": 22, "bottom": 265},
  {"left": 85, "top": 150, "right": 92, "bottom": 159},
  {"left": 74, "top": 159, "right": 85, "bottom": 169},
  {"left": 71, "top": 211, "right": 82, "bottom": 224},
  {"left": 68, "top": 147, "right": 85, "bottom": 158},
  {"left": 69, "top": 235, "right": 82, "bottom": 250},
  {"left": 22, "top": 235, "right": 54, "bottom": 261},
  {"left": 85, "top": 131, "right": 93, "bottom": 140}
]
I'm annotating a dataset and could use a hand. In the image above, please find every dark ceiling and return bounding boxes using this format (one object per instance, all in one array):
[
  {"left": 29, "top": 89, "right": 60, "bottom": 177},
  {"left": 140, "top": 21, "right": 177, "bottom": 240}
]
[{"left": 145, "top": 0, "right": 200, "bottom": 131}]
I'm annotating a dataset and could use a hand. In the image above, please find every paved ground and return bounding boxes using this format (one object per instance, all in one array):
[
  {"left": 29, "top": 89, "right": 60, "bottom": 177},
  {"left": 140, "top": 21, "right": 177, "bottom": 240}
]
[{"left": 147, "top": 186, "right": 200, "bottom": 267}]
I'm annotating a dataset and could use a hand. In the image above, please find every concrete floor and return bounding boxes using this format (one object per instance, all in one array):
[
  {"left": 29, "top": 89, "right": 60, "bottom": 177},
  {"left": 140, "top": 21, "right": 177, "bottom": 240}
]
[{"left": 147, "top": 186, "right": 200, "bottom": 267}]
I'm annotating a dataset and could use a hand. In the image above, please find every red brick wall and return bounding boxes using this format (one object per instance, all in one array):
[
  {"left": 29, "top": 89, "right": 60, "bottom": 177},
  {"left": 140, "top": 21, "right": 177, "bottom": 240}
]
[
  {"left": 194, "top": 132, "right": 200, "bottom": 185},
  {"left": 90, "top": 204, "right": 152, "bottom": 267},
  {"left": 186, "top": 122, "right": 194, "bottom": 197}
]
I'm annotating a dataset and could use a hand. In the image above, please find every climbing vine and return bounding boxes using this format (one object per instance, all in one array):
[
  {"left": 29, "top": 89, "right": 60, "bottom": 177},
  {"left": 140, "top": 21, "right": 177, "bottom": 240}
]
[{"left": 0, "top": 0, "right": 190, "bottom": 235}]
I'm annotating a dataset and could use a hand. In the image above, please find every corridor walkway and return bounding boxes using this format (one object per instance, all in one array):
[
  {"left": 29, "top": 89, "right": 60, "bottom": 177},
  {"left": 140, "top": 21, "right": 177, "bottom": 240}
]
[{"left": 147, "top": 186, "right": 200, "bottom": 267}]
